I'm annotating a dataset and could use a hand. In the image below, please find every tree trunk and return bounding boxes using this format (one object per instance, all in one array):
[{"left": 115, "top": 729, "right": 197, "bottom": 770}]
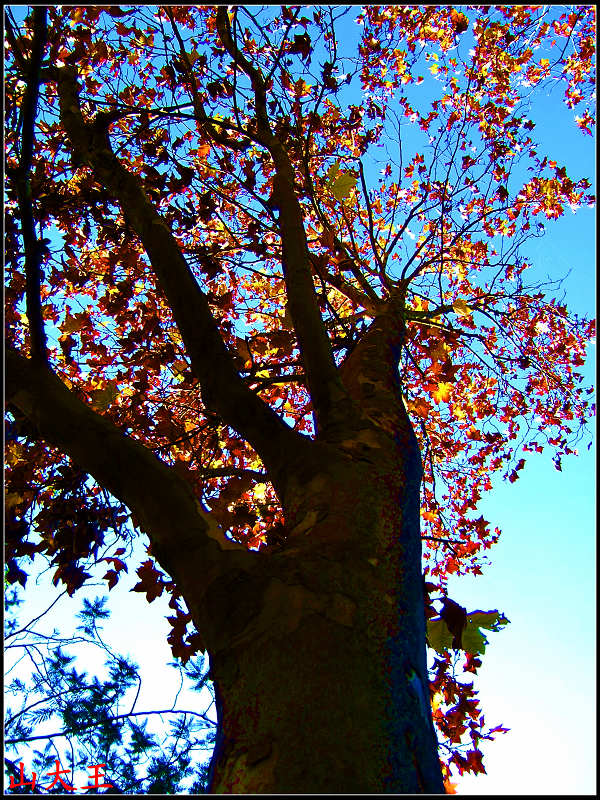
[
  {"left": 7, "top": 323, "right": 445, "bottom": 793},
  {"left": 196, "top": 433, "right": 445, "bottom": 793}
]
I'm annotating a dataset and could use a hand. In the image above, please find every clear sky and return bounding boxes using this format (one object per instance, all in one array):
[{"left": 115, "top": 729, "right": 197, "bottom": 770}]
[
  {"left": 450, "top": 65, "right": 597, "bottom": 793},
  {"left": 5, "top": 5, "right": 596, "bottom": 794}
]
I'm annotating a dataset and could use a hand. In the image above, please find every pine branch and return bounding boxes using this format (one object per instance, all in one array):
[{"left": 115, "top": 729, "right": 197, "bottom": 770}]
[{"left": 5, "top": 708, "right": 215, "bottom": 746}]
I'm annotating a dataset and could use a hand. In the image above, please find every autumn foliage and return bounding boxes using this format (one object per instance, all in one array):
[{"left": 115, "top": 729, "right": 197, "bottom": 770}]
[{"left": 5, "top": 5, "right": 595, "bottom": 789}]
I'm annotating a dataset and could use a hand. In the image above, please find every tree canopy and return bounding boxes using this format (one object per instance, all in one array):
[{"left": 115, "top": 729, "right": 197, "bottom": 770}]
[{"left": 5, "top": 5, "right": 596, "bottom": 790}]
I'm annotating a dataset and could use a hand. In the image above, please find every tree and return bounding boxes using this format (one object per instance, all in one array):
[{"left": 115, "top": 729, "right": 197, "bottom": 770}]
[
  {"left": 5, "top": 5, "right": 595, "bottom": 793},
  {"left": 4, "top": 586, "right": 215, "bottom": 793}
]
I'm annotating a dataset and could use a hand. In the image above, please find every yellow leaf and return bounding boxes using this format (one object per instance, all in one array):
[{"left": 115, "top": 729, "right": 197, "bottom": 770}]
[
  {"left": 432, "top": 382, "right": 452, "bottom": 404},
  {"left": 253, "top": 483, "right": 267, "bottom": 503},
  {"left": 451, "top": 402, "right": 467, "bottom": 420},
  {"left": 453, "top": 298, "right": 471, "bottom": 316},
  {"left": 432, "top": 691, "right": 444, "bottom": 713},
  {"left": 172, "top": 359, "right": 188, "bottom": 374},
  {"left": 407, "top": 397, "right": 431, "bottom": 418}
]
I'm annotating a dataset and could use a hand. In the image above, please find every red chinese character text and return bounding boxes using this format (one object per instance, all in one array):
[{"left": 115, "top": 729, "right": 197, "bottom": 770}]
[
  {"left": 81, "top": 763, "right": 113, "bottom": 790},
  {"left": 8, "top": 762, "right": 37, "bottom": 791},
  {"left": 44, "top": 758, "right": 75, "bottom": 791}
]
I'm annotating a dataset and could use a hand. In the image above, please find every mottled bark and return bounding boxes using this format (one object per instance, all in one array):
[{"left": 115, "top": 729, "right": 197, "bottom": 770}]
[
  {"left": 7, "top": 346, "right": 444, "bottom": 792},
  {"left": 201, "top": 432, "right": 444, "bottom": 792},
  {"left": 192, "top": 312, "right": 445, "bottom": 792}
]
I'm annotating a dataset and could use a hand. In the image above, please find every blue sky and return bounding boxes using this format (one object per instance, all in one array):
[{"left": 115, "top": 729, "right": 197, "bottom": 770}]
[
  {"left": 5, "top": 6, "right": 596, "bottom": 793},
  {"left": 446, "top": 63, "right": 596, "bottom": 789}
]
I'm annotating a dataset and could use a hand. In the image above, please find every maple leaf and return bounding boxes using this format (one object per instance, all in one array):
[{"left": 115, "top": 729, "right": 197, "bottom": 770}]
[
  {"left": 431, "top": 381, "right": 453, "bottom": 404},
  {"left": 132, "top": 560, "right": 165, "bottom": 602},
  {"left": 5, "top": 558, "right": 28, "bottom": 588},
  {"left": 450, "top": 9, "right": 469, "bottom": 35},
  {"left": 103, "top": 569, "right": 120, "bottom": 590},
  {"left": 62, "top": 312, "right": 87, "bottom": 334},
  {"left": 288, "top": 33, "right": 312, "bottom": 60},
  {"left": 89, "top": 382, "right": 119, "bottom": 411},
  {"left": 427, "top": 617, "right": 454, "bottom": 653},
  {"left": 465, "top": 749, "right": 486, "bottom": 774},
  {"left": 463, "top": 610, "right": 510, "bottom": 655},
  {"left": 325, "top": 160, "right": 358, "bottom": 201},
  {"left": 441, "top": 597, "right": 468, "bottom": 648},
  {"left": 52, "top": 563, "right": 91, "bottom": 597},
  {"left": 330, "top": 172, "right": 358, "bottom": 201},
  {"left": 428, "top": 607, "right": 510, "bottom": 655}
]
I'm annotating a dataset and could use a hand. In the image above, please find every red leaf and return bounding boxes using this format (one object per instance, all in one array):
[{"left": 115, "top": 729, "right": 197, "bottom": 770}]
[
  {"left": 132, "top": 559, "right": 165, "bottom": 602},
  {"left": 440, "top": 597, "right": 468, "bottom": 648}
]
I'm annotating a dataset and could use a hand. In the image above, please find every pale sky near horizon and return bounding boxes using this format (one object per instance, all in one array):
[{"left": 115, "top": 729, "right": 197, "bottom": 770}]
[{"left": 4, "top": 5, "right": 596, "bottom": 794}]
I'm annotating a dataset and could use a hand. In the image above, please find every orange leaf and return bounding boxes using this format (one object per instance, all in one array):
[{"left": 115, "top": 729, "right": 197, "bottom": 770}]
[{"left": 431, "top": 382, "right": 453, "bottom": 404}]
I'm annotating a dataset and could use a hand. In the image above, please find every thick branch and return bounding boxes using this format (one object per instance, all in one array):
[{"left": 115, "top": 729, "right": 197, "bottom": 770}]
[
  {"left": 339, "top": 304, "right": 415, "bottom": 443},
  {"left": 215, "top": 8, "right": 353, "bottom": 436},
  {"left": 11, "top": 8, "right": 49, "bottom": 363},
  {"left": 55, "top": 65, "right": 301, "bottom": 488},
  {"left": 6, "top": 348, "right": 251, "bottom": 597}
]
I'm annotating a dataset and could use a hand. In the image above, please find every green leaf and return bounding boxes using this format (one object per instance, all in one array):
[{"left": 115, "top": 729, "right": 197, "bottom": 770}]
[
  {"left": 330, "top": 171, "right": 357, "bottom": 201},
  {"left": 90, "top": 383, "right": 119, "bottom": 411},
  {"left": 427, "top": 617, "right": 454, "bottom": 653},
  {"left": 467, "top": 609, "right": 510, "bottom": 632},
  {"left": 427, "top": 609, "right": 510, "bottom": 654},
  {"left": 463, "top": 610, "right": 510, "bottom": 653},
  {"left": 325, "top": 160, "right": 341, "bottom": 184},
  {"left": 324, "top": 160, "right": 357, "bottom": 201},
  {"left": 461, "top": 624, "right": 489, "bottom": 655}
]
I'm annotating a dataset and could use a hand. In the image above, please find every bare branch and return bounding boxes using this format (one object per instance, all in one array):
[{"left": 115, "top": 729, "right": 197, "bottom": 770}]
[{"left": 164, "top": 9, "right": 250, "bottom": 151}]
